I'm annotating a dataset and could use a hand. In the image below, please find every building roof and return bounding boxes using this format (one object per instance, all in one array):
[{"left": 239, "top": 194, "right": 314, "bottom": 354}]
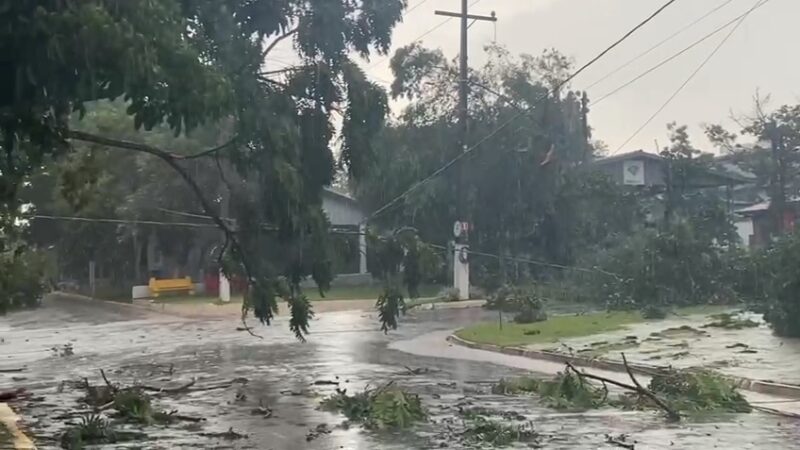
[
  {"left": 592, "top": 149, "right": 754, "bottom": 186},
  {"left": 323, "top": 186, "right": 358, "bottom": 203},
  {"left": 736, "top": 197, "right": 800, "bottom": 216}
]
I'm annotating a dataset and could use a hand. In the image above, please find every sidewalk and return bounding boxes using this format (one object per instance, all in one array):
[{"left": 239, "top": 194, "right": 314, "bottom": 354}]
[{"left": 54, "top": 292, "right": 485, "bottom": 321}]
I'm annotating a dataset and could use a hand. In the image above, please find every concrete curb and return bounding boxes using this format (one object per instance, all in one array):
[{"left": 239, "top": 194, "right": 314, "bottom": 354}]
[
  {"left": 411, "top": 299, "right": 487, "bottom": 311},
  {"left": 447, "top": 333, "right": 800, "bottom": 399}
]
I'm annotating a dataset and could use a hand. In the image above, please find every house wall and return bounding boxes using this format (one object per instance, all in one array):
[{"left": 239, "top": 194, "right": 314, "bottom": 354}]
[
  {"left": 595, "top": 158, "right": 665, "bottom": 187},
  {"left": 735, "top": 217, "right": 754, "bottom": 247},
  {"left": 323, "top": 193, "right": 365, "bottom": 226}
]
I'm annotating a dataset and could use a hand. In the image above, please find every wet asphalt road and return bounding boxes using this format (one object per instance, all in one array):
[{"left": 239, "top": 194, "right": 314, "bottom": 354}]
[{"left": 2, "top": 296, "right": 800, "bottom": 449}]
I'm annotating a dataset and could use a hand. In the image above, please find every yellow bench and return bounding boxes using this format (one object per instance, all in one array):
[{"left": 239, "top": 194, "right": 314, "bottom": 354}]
[{"left": 149, "top": 277, "right": 194, "bottom": 298}]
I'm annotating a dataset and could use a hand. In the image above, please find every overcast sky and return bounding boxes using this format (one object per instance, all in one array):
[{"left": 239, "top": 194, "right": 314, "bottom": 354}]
[{"left": 346, "top": 0, "right": 799, "bottom": 155}]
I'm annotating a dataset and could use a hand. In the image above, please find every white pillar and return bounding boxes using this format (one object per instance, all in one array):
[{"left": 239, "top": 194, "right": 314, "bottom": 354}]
[
  {"left": 358, "top": 223, "right": 368, "bottom": 274},
  {"left": 453, "top": 244, "right": 469, "bottom": 300},
  {"left": 219, "top": 270, "right": 231, "bottom": 303}
]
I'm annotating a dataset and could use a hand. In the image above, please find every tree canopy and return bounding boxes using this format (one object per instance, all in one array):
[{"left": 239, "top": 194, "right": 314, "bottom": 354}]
[{"left": 1, "top": 0, "right": 408, "bottom": 337}]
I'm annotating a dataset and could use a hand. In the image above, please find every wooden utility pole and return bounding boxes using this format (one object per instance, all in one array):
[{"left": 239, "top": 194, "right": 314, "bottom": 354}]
[{"left": 435, "top": 3, "right": 496, "bottom": 300}]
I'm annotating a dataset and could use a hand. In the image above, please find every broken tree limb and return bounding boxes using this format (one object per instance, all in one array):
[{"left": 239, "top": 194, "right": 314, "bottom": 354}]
[
  {"left": 100, "top": 369, "right": 117, "bottom": 393},
  {"left": 621, "top": 353, "right": 680, "bottom": 421},
  {"left": 564, "top": 360, "right": 679, "bottom": 421},
  {"left": 0, "top": 388, "right": 27, "bottom": 401},
  {"left": 139, "top": 378, "right": 197, "bottom": 394}
]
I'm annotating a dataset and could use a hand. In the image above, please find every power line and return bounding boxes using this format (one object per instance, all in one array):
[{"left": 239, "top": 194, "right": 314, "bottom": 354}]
[
  {"left": 612, "top": 0, "right": 768, "bottom": 154},
  {"left": 584, "top": 0, "right": 737, "bottom": 91},
  {"left": 591, "top": 0, "right": 770, "bottom": 107},
  {"left": 28, "top": 215, "right": 219, "bottom": 229},
  {"left": 424, "top": 242, "right": 617, "bottom": 277},
  {"left": 406, "top": 0, "right": 432, "bottom": 15},
  {"left": 365, "top": 0, "right": 680, "bottom": 222}
]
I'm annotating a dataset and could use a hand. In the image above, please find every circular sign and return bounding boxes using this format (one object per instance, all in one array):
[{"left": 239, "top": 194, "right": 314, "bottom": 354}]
[{"left": 453, "top": 221, "right": 470, "bottom": 238}]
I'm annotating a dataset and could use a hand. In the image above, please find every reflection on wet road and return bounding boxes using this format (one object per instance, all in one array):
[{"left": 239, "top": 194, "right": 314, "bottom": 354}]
[{"left": 3, "top": 297, "right": 800, "bottom": 449}]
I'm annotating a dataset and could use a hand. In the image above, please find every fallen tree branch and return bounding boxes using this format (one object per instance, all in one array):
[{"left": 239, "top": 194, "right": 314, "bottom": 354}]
[
  {"left": 100, "top": 369, "right": 117, "bottom": 393},
  {"left": 0, "top": 368, "right": 25, "bottom": 373},
  {"left": 139, "top": 378, "right": 197, "bottom": 394},
  {"left": 564, "top": 360, "right": 679, "bottom": 421},
  {"left": 0, "top": 388, "right": 27, "bottom": 401},
  {"left": 621, "top": 353, "right": 679, "bottom": 421}
]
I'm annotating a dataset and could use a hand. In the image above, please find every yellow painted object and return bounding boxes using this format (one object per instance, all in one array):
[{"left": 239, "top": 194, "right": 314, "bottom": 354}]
[
  {"left": 148, "top": 277, "right": 194, "bottom": 298},
  {"left": 0, "top": 403, "right": 35, "bottom": 449}
]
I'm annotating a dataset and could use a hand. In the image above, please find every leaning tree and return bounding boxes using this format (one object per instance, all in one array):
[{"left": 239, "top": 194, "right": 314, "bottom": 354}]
[{"left": 0, "top": 0, "right": 408, "bottom": 337}]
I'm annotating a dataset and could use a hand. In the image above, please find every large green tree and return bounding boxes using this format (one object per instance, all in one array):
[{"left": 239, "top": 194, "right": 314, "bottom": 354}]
[
  {"left": 355, "top": 44, "right": 637, "bottom": 286},
  {"left": 1, "top": 0, "right": 407, "bottom": 337}
]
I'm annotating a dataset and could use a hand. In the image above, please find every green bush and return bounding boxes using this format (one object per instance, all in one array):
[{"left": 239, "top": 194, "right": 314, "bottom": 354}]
[
  {"left": 0, "top": 247, "right": 47, "bottom": 314},
  {"left": 574, "top": 223, "right": 739, "bottom": 312},
  {"left": 759, "top": 232, "right": 800, "bottom": 337},
  {"left": 485, "top": 285, "right": 547, "bottom": 323}
]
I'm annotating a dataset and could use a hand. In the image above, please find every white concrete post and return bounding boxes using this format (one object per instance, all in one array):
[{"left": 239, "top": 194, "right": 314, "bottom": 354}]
[
  {"left": 453, "top": 244, "right": 469, "bottom": 300},
  {"left": 219, "top": 270, "right": 231, "bottom": 303},
  {"left": 358, "top": 223, "right": 368, "bottom": 274}
]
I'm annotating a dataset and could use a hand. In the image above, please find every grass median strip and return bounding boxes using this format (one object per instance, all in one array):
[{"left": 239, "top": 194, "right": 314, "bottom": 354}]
[{"left": 455, "top": 305, "right": 734, "bottom": 347}]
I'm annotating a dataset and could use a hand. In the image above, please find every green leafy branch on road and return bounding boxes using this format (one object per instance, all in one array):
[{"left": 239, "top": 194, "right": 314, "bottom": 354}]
[
  {"left": 492, "top": 356, "right": 751, "bottom": 418},
  {"left": 320, "top": 382, "right": 426, "bottom": 429}
]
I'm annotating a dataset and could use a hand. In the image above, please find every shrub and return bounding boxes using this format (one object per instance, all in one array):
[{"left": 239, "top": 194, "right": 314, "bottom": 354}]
[
  {"left": 0, "top": 246, "right": 47, "bottom": 314},
  {"left": 641, "top": 304, "right": 668, "bottom": 320},
  {"left": 759, "top": 232, "right": 800, "bottom": 337}
]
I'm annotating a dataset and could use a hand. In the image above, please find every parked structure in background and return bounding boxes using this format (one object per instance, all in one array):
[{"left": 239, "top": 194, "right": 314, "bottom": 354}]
[
  {"left": 322, "top": 187, "right": 369, "bottom": 279},
  {"left": 588, "top": 150, "right": 756, "bottom": 243}
]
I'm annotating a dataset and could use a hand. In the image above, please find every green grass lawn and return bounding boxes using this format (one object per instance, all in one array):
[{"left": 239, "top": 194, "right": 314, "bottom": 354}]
[
  {"left": 455, "top": 305, "right": 736, "bottom": 347},
  {"left": 152, "top": 284, "right": 442, "bottom": 304}
]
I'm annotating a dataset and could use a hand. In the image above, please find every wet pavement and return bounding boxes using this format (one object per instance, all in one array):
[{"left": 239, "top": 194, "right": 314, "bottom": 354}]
[
  {"left": 529, "top": 309, "right": 800, "bottom": 386},
  {"left": 2, "top": 296, "right": 800, "bottom": 449}
]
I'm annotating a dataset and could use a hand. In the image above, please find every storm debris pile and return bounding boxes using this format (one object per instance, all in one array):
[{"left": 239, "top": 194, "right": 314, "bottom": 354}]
[
  {"left": 57, "top": 370, "right": 243, "bottom": 449},
  {"left": 493, "top": 355, "right": 751, "bottom": 418},
  {"left": 645, "top": 369, "right": 751, "bottom": 413},
  {"left": 493, "top": 372, "right": 607, "bottom": 410}
]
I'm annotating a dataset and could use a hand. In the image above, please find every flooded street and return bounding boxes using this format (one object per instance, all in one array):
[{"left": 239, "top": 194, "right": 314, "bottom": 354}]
[{"left": 2, "top": 296, "right": 800, "bottom": 449}]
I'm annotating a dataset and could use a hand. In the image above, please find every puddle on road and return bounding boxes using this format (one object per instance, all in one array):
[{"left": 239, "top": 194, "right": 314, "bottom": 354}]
[{"left": 2, "top": 302, "right": 800, "bottom": 448}]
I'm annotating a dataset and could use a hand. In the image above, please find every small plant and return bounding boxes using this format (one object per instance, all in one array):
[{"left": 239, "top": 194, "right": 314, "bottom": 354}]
[
  {"left": 113, "top": 389, "right": 155, "bottom": 424},
  {"left": 461, "top": 417, "right": 539, "bottom": 447},
  {"left": 60, "top": 414, "right": 146, "bottom": 449},
  {"left": 61, "top": 414, "right": 113, "bottom": 449},
  {"left": 320, "top": 383, "right": 425, "bottom": 429},
  {"left": 641, "top": 304, "right": 668, "bottom": 320}
]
